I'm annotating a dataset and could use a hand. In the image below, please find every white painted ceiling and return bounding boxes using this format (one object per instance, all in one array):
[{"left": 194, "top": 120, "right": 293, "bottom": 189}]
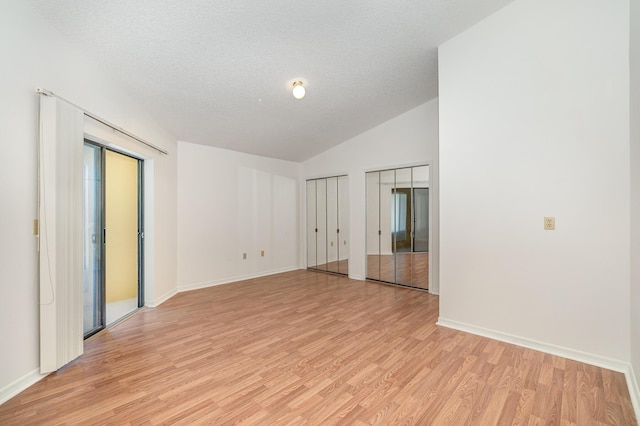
[{"left": 29, "top": 0, "right": 515, "bottom": 161}]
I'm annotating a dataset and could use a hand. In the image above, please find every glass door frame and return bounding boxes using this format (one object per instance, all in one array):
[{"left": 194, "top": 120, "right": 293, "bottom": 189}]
[
  {"left": 83, "top": 141, "right": 105, "bottom": 338},
  {"left": 83, "top": 139, "right": 145, "bottom": 339}
]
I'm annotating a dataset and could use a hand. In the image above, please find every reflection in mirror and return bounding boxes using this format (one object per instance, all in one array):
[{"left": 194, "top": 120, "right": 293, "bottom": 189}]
[
  {"left": 366, "top": 172, "right": 381, "bottom": 280},
  {"left": 412, "top": 165, "right": 429, "bottom": 289},
  {"left": 338, "top": 176, "right": 349, "bottom": 275},
  {"left": 379, "top": 170, "right": 396, "bottom": 283},
  {"left": 316, "top": 179, "right": 328, "bottom": 271},
  {"left": 365, "top": 165, "right": 429, "bottom": 291},
  {"left": 326, "top": 177, "right": 339, "bottom": 273},
  {"left": 306, "top": 175, "right": 349, "bottom": 276},
  {"left": 306, "top": 180, "right": 317, "bottom": 268},
  {"left": 394, "top": 168, "right": 412, "bottom": 286}
]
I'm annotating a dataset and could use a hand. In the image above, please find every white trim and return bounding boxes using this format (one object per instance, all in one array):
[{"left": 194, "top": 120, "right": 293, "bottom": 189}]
[
  {"left": 145, "top": 288, "right": 178, "bottom": 308},
  {"left": 348, "top": 273, "right": 365, "bottom": 281},
  {"left": 626, "top": 363, "right": 640, "bottom": 421},
  {"left": 437, "top": 318, "right": 640, "bottom": 420},
  {"left": 178, "top": 266, "right": 300, "bottom": 293},
  {"left": 437, "top": 317, "right": 629, "bottom": 372},
  {"left": 0, "top": 369, "right": 47, "bottom": 405}
]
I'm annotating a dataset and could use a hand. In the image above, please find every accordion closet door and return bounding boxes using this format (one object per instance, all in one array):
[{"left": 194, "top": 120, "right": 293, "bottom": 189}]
[
  {"left": 306, "top": 175, "right": 349, "bottom": 276},
  {"left": 366, "top": 166, "right": 429, "bottom": 290}
]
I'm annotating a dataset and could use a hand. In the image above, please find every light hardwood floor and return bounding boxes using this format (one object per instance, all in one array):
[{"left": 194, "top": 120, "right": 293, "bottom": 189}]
[
  {"left": 367, "top": 253, "right": 429, "bottom": 289},
  {"left": 0, "top": 270, "right": 635, "bottom": 425}
]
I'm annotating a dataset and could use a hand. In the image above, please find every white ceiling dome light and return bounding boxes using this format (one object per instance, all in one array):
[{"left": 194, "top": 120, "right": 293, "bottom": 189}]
[{"left": 292, "top": 81, "right": 305, "bottom": 100}]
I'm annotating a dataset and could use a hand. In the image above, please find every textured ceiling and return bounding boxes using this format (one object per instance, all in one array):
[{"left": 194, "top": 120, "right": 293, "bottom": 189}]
[{"left": 29, "top": 0, "right": 515, "bottom": 161}]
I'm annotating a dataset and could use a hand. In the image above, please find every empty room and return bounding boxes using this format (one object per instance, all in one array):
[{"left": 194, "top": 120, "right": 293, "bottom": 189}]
[{"left": 1, "top": 0, "right": 639, "bottom": 424}]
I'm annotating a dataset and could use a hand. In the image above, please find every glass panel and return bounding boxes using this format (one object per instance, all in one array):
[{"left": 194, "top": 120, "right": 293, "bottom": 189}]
[
  {"left": 105, "top": 150, "right": 139, "bottom": 325},
  {"left": 366, "top": 172, "right": 380, "bottom": 280},
  {"left": 379, "top": 170, "right": 396, "bottom": 283},
  {"left": 338, "top": 175, "right": 349, "bottom": 275},
  {"left": 83, "top": 144, "right": 103, "bottom": 337},
  {"left": 412, "top": 165, "right": 429, "bottom": 289},
  {"left": 316, "top": 178, "right": 328, "bottom": 271},
  {"left": 326, "top": 177, "right": 339, "bottom": 273},
  {"left": 394, "top": 168, "right": 412, "bottom": 286},
  {"left": 306, "top": 180, "right": 317, "bottom": 268}
]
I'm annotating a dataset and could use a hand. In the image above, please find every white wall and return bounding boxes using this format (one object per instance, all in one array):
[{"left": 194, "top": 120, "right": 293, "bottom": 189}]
[
  {"left": 439, "top": 0, "right": 630, "bottom": 364},
  {"left": 630, "top": 0, "right": 640, "bottom": 399},
  {"left": 302, "top": 99, "right": 439, "bottom": 292},
  {"left": 0, "top": 1, "right": 177, "bottom": 401},
  {"left": 177, "top": 142, "right": 300, "bottom": 290}
]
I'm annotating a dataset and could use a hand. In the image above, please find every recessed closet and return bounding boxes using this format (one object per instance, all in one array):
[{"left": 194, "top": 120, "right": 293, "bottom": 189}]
[
  {"left": 366, "top": 166, "right": 429, "bottom": 289},
  {"left": 306, "top": 176, "right": 349, "bottom": 275}
]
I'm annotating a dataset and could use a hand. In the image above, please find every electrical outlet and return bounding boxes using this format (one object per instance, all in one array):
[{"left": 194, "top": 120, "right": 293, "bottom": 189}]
[
  {"left": 544, "top": 216, "right": 555, "bottom": 230},
  {"left": 344, "top": 240, "right": 347, "bottom": 245},
  {"left": 330, "top": 241, "right": 334, "bottom": 247},
  {"left": 261, "top": 250, "right": 265, "bottom": 257},
  {"left": 242, "top": 253, "right": 247, "bottom": 260}
]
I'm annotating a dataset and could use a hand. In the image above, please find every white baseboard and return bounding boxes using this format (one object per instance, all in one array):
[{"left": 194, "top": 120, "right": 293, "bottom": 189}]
[
  {"left": 437, "top": 316, "right": 640, "bottom": 421},
  {"left": 625, "top": 363, "right": 640, "bottom": 422},
  {"left": 0, "top": 368, "right": 47, "bottom": 406},
  {"left": 145, "top": 288, "right": 178, "bottom": 308},
  {"left": 178, "top": 266, "right": 300, "bottom": 293},
  {"left": 436, "top": 317, "right": 629, "bottom": 372}
]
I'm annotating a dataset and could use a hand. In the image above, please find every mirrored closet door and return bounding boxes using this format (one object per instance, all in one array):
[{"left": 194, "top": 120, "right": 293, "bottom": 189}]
[
  {"left": 306, "top": 175, "right": 349, "bottom": 276},
  {"left": 366, "top": 166, "right": 429, "bottom": 289}
]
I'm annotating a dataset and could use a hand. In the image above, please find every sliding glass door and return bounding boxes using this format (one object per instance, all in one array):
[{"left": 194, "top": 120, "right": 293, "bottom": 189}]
[
  {"left": 83, "top": 142, "right": 143, "bottom": 338},
  {"left": 82, "top": 144, "right": 104, "bottom": 337}
]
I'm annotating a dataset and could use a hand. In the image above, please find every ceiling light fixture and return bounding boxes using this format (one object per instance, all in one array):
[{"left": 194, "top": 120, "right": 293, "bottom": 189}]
[{"left": 292, "top": 81, "right": 305, "bottom": 100}]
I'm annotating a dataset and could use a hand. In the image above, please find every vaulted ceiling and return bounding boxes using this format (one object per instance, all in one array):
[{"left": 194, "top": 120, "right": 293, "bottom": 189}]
[{"left": 29, "top": 0, "right": 515, "bottom": 161}]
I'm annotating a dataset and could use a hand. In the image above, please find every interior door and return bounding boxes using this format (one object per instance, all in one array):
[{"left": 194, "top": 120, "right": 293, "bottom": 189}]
[
  {"left": 366, "top": 171, "right": 381, "bottom": 280},
  {"left": 366, "top": 165, "right": 429, "bottom": 290},
  {"left": 337, "top": 175, "right": 349, "bottom": 275},
  {"left": 326, "top": 177, "right": 339, "bottom": 273},
  {"left": 306, "top": 180, "right": 317, "bottom": 268},
  {"left": 394, "top": 168, "right": 412, "bottom": 286},
  {"left": 412, "top": 165, "right": 429, "bottom": 289},
  {"left": 315, "top": 179, "right": 328, "bottom": 271},
  {"left": 379, "top": 170, "right": 396, "bottom": 283}
]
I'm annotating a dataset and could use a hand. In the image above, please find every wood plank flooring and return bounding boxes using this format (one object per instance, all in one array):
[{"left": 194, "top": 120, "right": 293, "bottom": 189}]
[
  {"left": 0, "top": 270, "right": 635, "bottom": 425},
  {"left": 367, "top": 253, "right": 429, "bottom": 289}
]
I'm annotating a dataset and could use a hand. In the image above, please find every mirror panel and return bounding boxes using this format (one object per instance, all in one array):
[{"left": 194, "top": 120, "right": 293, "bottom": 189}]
[
  {"left": 365, "top": 165, "right": 429, "bottom": 290},
  {"left": 379, "top": 170, "right": 396, "bottom": 283},
  {"left": 306, "top": 175, "right": 350, "bottom": 276},
  {"left": 366, "top": 171, "right": 381, "bottom": 280},
  {"left": 326, "top": 177, "right": 339, "bottom": 273},
  {"left": 306, "top": 180, "right": 317, "bottom": 268},
  {"left": 394, "top": 168, "right": 412, "bottom": 286},
  {"left": 338, "top": 175, "right": 349, "bottom": 275},
  {"left": 412, "top": 166, "right": 429, "bottom": 289},
  {"left": 316, "top": 179, "right": 328, "bottom": 271}
]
